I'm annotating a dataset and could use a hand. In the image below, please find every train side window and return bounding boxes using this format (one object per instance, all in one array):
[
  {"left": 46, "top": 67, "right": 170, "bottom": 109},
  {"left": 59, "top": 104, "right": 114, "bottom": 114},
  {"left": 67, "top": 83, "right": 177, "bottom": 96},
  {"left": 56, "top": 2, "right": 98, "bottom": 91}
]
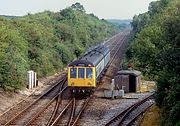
[
  {"left": 86, "top": 68, "right": 92, "bottom": 78},
  {"left": 70, "top": 68, "right": 76, "bottom": 78},
  {"left": 78, "top": 68, "right": 84, "bottom": 78}
]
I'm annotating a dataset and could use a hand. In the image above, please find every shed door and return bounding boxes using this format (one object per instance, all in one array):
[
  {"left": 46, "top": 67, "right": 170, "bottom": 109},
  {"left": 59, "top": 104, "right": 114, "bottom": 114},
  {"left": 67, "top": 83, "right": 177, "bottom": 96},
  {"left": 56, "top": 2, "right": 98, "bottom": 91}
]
[
  {"left": 129, "top": 75, "right": 136, "bottom": 92},
  {"left": 122, "top": 75, "right": 129, "bottom": 93}
]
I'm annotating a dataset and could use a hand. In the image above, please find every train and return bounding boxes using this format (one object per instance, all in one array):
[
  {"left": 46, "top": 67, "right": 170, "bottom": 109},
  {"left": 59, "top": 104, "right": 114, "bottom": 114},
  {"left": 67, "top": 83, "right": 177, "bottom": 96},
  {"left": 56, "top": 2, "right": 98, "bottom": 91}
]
[{"left": 68, "top": 45, "right": 110, "bottom": 94}]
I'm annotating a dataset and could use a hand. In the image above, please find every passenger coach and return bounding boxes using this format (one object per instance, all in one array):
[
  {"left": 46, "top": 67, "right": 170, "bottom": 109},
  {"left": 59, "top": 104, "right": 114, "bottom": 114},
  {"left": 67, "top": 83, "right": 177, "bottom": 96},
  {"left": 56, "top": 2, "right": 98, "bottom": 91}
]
[{"left": 68, "top": 45, "right": 110, "bottom": 94}]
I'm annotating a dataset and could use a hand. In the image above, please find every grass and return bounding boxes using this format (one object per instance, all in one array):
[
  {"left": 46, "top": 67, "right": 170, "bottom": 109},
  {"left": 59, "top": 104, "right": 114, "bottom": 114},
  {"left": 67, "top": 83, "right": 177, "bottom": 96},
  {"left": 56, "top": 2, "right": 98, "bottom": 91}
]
[{"left": 140, "top": 104, "right": 161, "bottom": 126}]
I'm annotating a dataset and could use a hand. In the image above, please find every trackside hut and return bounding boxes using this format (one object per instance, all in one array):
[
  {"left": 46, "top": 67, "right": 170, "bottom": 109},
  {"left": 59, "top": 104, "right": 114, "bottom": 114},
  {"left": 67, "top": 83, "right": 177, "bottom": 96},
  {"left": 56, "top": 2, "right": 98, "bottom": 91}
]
[{"left": 114, "top": 70, "right": 141, "bottom": 93}]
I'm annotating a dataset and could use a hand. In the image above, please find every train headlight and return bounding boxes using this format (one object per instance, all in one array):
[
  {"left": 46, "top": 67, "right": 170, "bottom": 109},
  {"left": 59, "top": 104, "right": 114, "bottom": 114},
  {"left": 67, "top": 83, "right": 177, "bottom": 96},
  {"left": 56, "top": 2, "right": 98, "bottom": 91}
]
[{"left": 88, "top": 82, "right": 92, "bottom": 85}]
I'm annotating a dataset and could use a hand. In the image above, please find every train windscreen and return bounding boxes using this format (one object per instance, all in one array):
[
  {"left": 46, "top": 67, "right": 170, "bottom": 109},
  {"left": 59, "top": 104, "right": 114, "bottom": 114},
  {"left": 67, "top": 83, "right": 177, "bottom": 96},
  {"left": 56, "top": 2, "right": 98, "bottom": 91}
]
[
  {"left": 70, "top": 68, "right": 76, "bottom": 78},
  {"left": 86, "top": 68, "right": 92, "bottom": 78},
  {"left": 78, "top": 68, "right": 84, "bottom": 78}
]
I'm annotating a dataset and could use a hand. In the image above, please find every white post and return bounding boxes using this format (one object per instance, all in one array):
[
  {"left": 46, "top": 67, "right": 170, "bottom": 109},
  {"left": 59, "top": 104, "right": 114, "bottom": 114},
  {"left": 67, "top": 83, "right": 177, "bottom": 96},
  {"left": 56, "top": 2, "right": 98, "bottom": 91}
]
[
  {"left": 27, "top": 70, "right": 35, "bottom": 89},
  {"left": 31, "top": 71, "right": 34, "bottom": 89},
  {"left": 34, "top": 72, "right": 37, "bottom": 87},
  {"left": 111, "top": 79, "right": 115, "bottom": 99},
  {"left": 27, "top": 71, "right": 31, "bottom": 89},
  {"left": 27, "top": 71, "right": 32, "bottom": 89},
  {"left": 111, "top": 79, "right": 115, "bottom": 90}
]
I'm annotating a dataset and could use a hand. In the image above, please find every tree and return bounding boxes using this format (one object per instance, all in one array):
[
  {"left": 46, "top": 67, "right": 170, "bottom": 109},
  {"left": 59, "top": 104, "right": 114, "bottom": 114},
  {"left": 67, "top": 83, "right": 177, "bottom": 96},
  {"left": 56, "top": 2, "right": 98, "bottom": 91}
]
[{"left": 71, "top": 2, "right": 85, "bottom": 12}]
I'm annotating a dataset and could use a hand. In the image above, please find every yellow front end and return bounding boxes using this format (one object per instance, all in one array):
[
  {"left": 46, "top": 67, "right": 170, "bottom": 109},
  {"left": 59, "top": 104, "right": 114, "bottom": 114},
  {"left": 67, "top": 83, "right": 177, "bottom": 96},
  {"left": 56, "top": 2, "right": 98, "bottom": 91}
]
[{"left": 68, "top": 66, "right": 96, "bottom": 88}]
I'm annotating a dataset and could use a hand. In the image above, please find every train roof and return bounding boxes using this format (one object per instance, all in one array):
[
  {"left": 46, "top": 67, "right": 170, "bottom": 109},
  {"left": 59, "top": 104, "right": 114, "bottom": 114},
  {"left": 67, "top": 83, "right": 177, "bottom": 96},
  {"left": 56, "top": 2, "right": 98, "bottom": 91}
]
[
  {"left": 69, "top": 60, "right": 94, "bottom": 67},
  {"left": 69, "top": 45, "right": 110, "bottom": 67},
  {"left": 82, "top": 46, "right": 109, "bottom": 66},
  {"left": 85, "top": 45, "right": 109, "bottom": 56},
  {"left": 81, "top": 51, "right": 104, "bottom": 66}
]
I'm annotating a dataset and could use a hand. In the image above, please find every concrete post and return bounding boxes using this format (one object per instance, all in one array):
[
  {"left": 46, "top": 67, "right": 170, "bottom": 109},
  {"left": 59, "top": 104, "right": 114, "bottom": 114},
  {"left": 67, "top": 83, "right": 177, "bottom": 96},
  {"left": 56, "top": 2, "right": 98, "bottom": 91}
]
[
  {"left": 34, "top": 72, "right": 37, "bottom": 87},
  {"left": 27, "top": 71, "right": 33, "bottom": 89}
]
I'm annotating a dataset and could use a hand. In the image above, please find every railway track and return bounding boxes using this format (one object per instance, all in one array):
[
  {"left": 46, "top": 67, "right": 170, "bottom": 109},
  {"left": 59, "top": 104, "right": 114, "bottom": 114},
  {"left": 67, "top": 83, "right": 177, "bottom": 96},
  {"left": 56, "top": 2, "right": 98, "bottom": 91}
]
[
  {"left": 1, "top": 75, "right": 67, "bottom": 126},
  {"left": 105, "top": 93, "right": 154, "bottom": 126},
  {"left": 45, "top": 87, "right": 71, "bottom": 126},
  {"left": 25, "top": 85, "right": 68, "bottom": 126},
  {"left": 47, "top": 98, "right": 74, "bottom": 126},
  {"left": 47, "top": 97, "right": 90, "bottom": 126}
]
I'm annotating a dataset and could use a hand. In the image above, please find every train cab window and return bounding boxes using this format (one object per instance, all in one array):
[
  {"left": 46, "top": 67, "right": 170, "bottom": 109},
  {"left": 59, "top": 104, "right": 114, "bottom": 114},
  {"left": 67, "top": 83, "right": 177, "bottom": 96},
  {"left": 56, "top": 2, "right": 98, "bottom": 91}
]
[
  {"left": 78, "top": 68, "right": 84, "bottom": 78},
  {"left": 70, "top": 68, "right": 76, "bottom": 78},
  {"left": 86, "top": 68, "right": 92, "bottom": 78}
]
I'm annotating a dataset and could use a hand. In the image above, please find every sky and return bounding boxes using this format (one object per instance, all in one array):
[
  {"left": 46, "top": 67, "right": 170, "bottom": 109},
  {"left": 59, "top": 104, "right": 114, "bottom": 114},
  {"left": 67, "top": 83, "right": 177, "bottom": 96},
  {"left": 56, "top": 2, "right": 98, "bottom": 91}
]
[{"left": 0, "top": 0, "right": 157, "bottom": 19}]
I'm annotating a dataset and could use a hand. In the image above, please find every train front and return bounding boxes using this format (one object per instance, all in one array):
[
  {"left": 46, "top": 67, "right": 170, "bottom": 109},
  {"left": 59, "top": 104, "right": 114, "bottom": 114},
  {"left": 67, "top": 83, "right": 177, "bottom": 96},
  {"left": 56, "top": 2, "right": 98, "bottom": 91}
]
[{"left": 68, "top": 60, "right": 96, "bottom": 94}]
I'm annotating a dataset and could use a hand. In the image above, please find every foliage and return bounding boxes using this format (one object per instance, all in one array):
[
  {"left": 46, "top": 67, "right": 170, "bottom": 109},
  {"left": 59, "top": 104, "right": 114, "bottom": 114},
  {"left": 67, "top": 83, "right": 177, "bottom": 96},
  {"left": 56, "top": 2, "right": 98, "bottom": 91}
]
[
  {"left": 0, "top": 3, "right": 118, "bottom": 91},
  {"left": 71, "top": 2, "right": 85, "bottom": 12},
  {"left": 0, "top": 22, "right": 28, "bottom": 91},
  {"left": 124, "top": 0, "right": 180, "bottom": 125}
]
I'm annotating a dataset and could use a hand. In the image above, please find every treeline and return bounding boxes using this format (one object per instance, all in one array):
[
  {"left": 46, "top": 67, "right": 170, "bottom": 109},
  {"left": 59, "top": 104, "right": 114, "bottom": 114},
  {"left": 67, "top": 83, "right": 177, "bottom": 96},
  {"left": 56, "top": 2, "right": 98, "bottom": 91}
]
[
  {"left": 124, "top": 0, "right": 180, "bottom": 125},
  {"left": 107, "top": 19, "right": 131, "bottom": 31},
  {"left": 0, "top": 3, "right": 118, "bottom": 91}
]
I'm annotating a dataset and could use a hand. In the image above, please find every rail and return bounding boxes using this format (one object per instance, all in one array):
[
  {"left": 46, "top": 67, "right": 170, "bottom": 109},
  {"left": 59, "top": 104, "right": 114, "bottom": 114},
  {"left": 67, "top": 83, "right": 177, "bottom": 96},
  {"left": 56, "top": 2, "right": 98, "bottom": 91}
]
[
  {"left": 4, "top": 75, "right": 67, "bottom": 126},
  {"left": 105, "top": 93, "right": 154, "bottom": 126}
]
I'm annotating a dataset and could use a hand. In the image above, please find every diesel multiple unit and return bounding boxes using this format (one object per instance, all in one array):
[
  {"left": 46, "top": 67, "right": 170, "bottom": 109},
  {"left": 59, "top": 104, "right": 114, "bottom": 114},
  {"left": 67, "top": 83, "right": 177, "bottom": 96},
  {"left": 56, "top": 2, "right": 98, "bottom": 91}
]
[{"left": 68, "top": 45, "right": 110, "bottom": 94}]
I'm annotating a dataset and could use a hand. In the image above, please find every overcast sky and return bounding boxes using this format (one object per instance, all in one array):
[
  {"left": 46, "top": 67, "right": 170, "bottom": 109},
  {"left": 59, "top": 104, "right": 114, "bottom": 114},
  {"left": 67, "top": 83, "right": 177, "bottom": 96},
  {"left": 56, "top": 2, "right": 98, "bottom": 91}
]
[{"left": 0, "top": 0, "right": 157, "bottom": 19}]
